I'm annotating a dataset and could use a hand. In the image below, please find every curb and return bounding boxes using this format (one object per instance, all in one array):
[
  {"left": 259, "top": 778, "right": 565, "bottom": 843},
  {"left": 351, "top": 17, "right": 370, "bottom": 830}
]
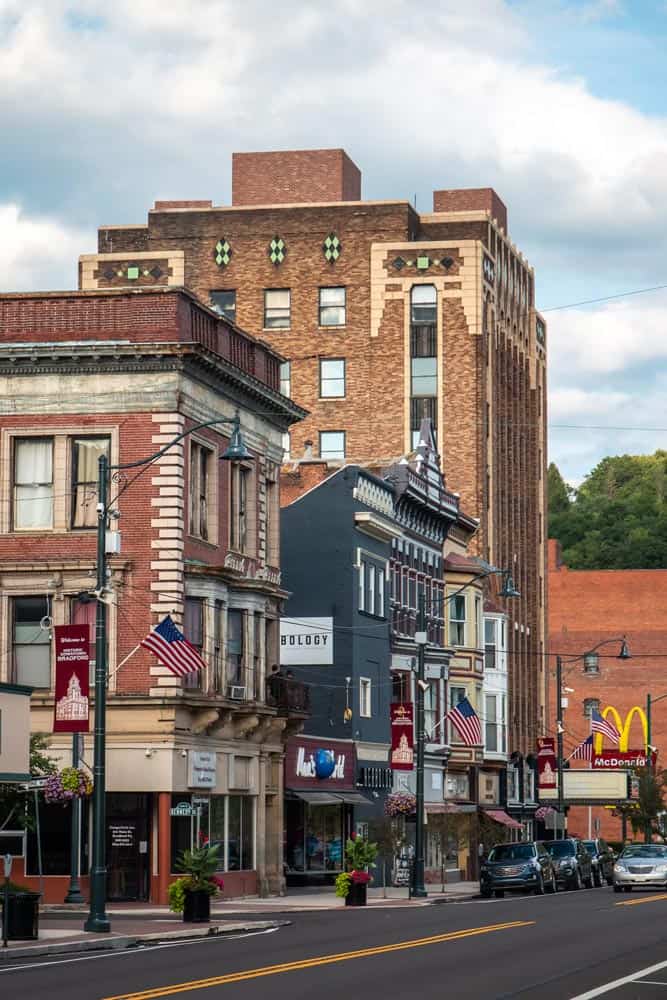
[{"left": 0, "top": 920, "right": 288, "bottom": 962}]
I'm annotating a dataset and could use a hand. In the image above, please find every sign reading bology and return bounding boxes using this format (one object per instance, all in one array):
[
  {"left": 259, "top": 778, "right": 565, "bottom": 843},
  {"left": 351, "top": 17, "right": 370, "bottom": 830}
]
[{"left": 280, "top": 617, "right": 333, "bottom": 666}]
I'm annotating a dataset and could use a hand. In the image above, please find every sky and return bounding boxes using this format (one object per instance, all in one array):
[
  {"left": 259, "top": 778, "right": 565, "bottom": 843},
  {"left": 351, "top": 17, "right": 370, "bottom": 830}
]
[{"left": 1, "top": 0, "right": 667, "bottom": 485}]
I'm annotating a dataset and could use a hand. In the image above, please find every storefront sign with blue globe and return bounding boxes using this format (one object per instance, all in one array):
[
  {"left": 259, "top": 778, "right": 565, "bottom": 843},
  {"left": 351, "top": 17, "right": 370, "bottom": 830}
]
[{"left": 314, "top": 748, "right": 336, "bottom": 779}]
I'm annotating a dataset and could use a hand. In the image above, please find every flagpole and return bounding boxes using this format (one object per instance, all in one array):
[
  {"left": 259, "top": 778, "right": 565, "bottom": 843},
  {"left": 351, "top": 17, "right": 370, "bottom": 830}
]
[{"left": 107, "top": 642, "right": 143, "bottom": 681}]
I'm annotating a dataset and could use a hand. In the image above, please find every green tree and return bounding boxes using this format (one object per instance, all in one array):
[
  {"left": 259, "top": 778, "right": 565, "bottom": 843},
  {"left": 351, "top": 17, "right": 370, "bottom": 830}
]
[
  {"left": 628, "top": 767, "right": 667, "bottom": 842},
  {"left": 0, "top": 733, "right": 58, "bottom": 831}
]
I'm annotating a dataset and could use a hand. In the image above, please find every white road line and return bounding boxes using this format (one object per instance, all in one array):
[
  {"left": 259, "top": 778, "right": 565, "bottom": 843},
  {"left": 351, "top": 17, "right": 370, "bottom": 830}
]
[
  {"left": 634, "top": 980, "right": 667, "bottom": 985},
  {"left": 0, "top": 926, "right": 278, "bottom": 974},
  {"left": 571, "top": 958, "right": 667, "bottom": 998}
]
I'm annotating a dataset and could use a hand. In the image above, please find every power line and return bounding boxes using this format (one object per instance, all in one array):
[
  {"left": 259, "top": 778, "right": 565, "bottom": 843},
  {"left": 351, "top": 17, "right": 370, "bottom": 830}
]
[{"left": 540, "top": 282, "right": 667, "bottom": 313}]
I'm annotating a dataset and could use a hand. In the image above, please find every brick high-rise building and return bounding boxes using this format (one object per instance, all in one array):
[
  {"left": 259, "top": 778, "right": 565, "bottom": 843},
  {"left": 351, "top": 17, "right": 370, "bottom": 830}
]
[{"left": 81, "top": 148, "right": 547, "bottom": 756}]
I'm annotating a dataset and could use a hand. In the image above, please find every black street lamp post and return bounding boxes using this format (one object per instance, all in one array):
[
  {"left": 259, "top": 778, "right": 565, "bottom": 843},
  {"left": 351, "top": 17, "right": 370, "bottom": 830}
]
[
  {"left": 84, "top": 413, "right": 250, "bottom": 934},
  {"left": 411, "top": 567, "right": 520, "bottom": 898},
  {"left": 554, "top": 637, "right": 631, "bottom": 842}
]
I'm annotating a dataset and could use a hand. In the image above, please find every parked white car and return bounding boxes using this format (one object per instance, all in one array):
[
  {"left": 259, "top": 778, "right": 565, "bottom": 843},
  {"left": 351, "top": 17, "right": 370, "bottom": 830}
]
[{"left": 613, "top": 844, "right": 667, "bottom": 892}]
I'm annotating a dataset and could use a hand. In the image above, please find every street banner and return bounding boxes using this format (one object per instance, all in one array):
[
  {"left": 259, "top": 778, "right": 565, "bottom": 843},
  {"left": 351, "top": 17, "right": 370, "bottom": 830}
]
[
  {"left": 593, "top": 749, "right": 657, "bottom": 769},
  {"left": 53, "top": 624, "right": 90, "bottom": 733},
  {"left": 537, "top": 737, "right": 557, "bottom": 789},
  {"left": 390, "top": 703, "right": 414, "bottom": 771}
]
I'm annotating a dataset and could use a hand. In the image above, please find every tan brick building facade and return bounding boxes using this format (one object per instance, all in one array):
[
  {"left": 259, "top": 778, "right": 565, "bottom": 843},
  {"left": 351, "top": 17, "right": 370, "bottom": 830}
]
[{"left": 81, "top": 148, "right": 547, "bottom": 756}]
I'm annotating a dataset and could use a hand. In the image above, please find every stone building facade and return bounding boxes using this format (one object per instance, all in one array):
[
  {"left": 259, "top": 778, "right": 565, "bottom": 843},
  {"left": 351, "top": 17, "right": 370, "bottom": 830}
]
[
  {"left": 79, "top": 146, "right": 547, "bottom": 758},
  {"left": 0, "top": 287, "right": 306, "bottom": 902}
]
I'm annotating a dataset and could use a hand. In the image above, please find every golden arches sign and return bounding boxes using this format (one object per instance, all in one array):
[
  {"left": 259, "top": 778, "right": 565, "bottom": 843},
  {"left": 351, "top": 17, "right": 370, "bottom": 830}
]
[{"left": 593, "top": 705, "right": 648, "bottom": 754}]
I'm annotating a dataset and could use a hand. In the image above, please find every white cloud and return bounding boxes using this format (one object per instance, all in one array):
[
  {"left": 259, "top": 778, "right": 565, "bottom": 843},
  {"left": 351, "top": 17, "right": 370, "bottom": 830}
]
[{"left": 0, "top": 203, "right": 92, "bottom": 291}]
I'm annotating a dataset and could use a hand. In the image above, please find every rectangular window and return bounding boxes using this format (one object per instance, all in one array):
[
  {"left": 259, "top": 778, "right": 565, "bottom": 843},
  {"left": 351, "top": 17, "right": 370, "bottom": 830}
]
[
  {"left": 227, "top": 795, "right": 254, "bottom": 870},
  {"left": 448, "top": 684, "right": 466, "bottom": 744},
  {"left": 448, "top": 594, "right": 466, "bottom": 646},
  {"left": 280, "top": 361, "right": 291, "bottom": 397},
  {"left": 227, "top": 609, "right": 244, "bottom": 688},
  {"left": 319, "top": 358, "right": 345, "bottom": 398},
  {"left": 411, "top": 397, "right": 437, "bottom": 450},
  {"left": 319, "top": 287, "right": 346, "bottom": 327},
  {"left": 230, "top": 464, "right": 250, "bottom": 552},
  {"left": 424, "top": 681, "right": 438, "bottom": 741},
  {"left": 319, "top": 431, "right": 345, "bottom": 460},
  {"left": 183, "top": 598, "right": 204, "bottom": 689},
  {"left": 358, "top": 558, "right": 385, "bottom": 618},
  {"left": 484, "top": 618, "right": 497, "bottom": 669},
  {"left": 360, "top": 677, "right": 371, "bottom": 718},
  {"left": 265, "top": 464, "right": 279, "bottom": 566},
  {"left": 189, "top": 441, "right": 212, "bottom": 541},
  {"left": 13, "top": 596, "right": 51, "bottom": 688},
  {"left": 13, "top": 438, "right": 54, "bottom": 530},
  {"left": 213, "top": 601, "right": 225, "bottom": 693},
  {"left": 474, "top": 595, "right": 482, "bottom": 649},
  {"left": 485, "top": 694, "right": 498, "bottom": 752},
  {"left": 72, "top": 437, "right": 110, "bottom": 528},
  {"left": 411, "top": 357, "right": 437, "bottom": 397},
  {"left": 264, "top": 289, "right": 290, "bottom": 329},
  {"left": 366, "top": 563, "right": 375, "bottom": 615},
  {"left": 210, "top": 290, "right": 236, "bottom": 322}
]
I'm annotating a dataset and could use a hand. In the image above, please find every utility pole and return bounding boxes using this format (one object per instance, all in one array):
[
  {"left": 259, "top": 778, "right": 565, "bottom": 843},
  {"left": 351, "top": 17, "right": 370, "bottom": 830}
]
[
  {"left": 84, "top": 453, "right": 110, "bottom": 933},
  {"left": 412, "top": 590, "right": 427, "bottom": 898},
  {"left": 646, "top": 693, "right": 652, "bottom": 844},
  {"left": 64, "top": 733, "right": 84, "bottom": 904},
  {"left": 556, "top": 655, "right": 564, "bottom": 840}
]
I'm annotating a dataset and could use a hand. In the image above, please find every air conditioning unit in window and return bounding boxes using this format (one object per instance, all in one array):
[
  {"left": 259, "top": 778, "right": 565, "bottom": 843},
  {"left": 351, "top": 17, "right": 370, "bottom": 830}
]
[{"left": 228, "top": 685, "right": 247, "bottom": 701}]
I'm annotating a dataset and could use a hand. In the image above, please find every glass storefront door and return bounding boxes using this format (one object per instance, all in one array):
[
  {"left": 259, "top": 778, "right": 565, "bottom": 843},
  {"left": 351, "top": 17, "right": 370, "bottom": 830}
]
[
  {"left": 106, "top": 793, "right": 150, "bottom": 901},
  {"left": 285, "top": 799, "right": 344, "bottom": 874}
]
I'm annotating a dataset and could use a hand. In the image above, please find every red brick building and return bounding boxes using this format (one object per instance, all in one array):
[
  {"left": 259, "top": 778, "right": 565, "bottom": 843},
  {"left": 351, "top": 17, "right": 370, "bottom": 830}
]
[
  {"left": 79, "top": 147, "right": 547, "bottom": 759},
  {"left": 0, "top": 287, "right": 306, "bottom": 901},
  {"left": 548, "top": 539, "right": 667, "bottom": 841}
]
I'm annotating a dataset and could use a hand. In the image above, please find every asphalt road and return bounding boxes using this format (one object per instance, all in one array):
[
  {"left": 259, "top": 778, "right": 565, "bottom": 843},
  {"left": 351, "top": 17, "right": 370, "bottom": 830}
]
[{"left": 5, "top": 887, "right": 667, "bottom": 999}]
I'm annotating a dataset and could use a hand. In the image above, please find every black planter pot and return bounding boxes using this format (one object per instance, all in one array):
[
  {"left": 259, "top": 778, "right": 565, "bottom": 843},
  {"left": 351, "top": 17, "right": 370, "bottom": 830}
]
[
  {"left": 183, "top": 889, "right": 211, "bottom": 923},
  {"left": 2, "top": 892, "right": 41, "bottom": 940},
  {"left": 345, "top": 881, "right": 368, "bottom": 907}
]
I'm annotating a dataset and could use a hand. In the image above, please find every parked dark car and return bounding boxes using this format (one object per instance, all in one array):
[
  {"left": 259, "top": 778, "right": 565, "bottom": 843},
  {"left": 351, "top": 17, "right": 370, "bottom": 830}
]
[
  {"left": 479, "top": 842, "right": 557, "bottom": 898},
  {"left": 583, "top": 838, "right": 615, "bottom": 887},
  {"left": 545, "top": 838, "right": 593, "bottom": 890}
]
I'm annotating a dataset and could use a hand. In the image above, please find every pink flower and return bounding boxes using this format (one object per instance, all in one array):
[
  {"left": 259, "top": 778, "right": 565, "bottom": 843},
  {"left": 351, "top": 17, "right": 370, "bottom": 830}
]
[{"left": 350, "top": 831, "right": 357, "bottom": 840}]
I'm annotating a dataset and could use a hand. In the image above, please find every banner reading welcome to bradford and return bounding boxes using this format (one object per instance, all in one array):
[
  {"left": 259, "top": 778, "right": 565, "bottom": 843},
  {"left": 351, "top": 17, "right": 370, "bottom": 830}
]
[{"left": 53, "top": 624, "right": 90, "bottom": 733}]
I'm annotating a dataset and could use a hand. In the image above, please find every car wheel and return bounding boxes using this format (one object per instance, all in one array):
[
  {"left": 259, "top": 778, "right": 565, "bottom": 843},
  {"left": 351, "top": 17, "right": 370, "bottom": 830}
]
[
  {"left": 593, "top": 868, "right": 603, "bottom": 888},
  {"left": 613, "top": 884, "right": 623, "bottom": 893},
  {"left": 494, "top": 890, "right": 505, "bottom": 899},
  {"left": 584, "top": 870, "right": 594, "bottom": 889},
  {"left": 534, "top": 873, "right": 545, "bottom": 896},
  {"left": 480, "top": 887, "right": 492, "bottom": 899},
  {"left": 545, "top": 873, "right": 557, "bottom": 894}
]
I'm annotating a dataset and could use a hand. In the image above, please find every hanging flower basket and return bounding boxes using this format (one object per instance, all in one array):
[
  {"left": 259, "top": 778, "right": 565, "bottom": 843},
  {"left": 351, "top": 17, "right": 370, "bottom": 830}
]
[
  {"left": 44, "top": 767, "right": 93, "bottom": 805},
  {"left": 385, "top": 791, "right": 417, "bottom": 817}
]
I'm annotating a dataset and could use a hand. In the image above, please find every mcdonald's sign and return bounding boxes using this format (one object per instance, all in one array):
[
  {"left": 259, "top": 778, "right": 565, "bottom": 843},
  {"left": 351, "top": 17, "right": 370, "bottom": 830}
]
[{"left": 593, "top": 705, "right": 648, "bottom": 754}]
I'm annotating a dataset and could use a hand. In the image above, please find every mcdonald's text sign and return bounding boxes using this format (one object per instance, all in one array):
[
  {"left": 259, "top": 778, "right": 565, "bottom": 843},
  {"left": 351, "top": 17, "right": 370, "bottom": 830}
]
[{"left": 593, "top": 750, "right": 657, "bottom": 769}]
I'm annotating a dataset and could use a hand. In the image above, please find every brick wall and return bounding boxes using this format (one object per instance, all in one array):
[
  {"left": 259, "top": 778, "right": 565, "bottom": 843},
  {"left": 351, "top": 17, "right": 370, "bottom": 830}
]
[
  {"left": 549, "top": 542, "right": 667, "bottom": 841},
  {"left": 433, "top": 188, "right": 508, "bottom": 232},
  {"left": 232, "top": 149, "right": 361, "bottom": 206}
]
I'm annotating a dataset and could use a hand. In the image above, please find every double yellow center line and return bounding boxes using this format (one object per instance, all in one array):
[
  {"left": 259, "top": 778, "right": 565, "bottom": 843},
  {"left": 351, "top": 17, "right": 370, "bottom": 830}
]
[{"left": 104, "top": 919, "right": 533, "bottom": 999}]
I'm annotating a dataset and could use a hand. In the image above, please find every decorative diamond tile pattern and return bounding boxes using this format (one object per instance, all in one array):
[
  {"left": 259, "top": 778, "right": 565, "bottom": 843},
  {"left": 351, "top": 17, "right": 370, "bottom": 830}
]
[
  {"left": 214, "top": 238, "right": 232, "bottom": 267},
  {"left": 442, "top": 256, "right": 454, "bottom": 269},
  {"left": 150, "top": 266, "right": 163, "bottom": 279},
  {"left": 392, "top": 257, "right": 406, "bottom": 270},
  {"left": 269, "top": 236, "right": 286, "bottom": 265},
  {"left": 102, "top": 267, "right": 115, "bottom": 281},
  {"left": 416, "top": 256, "right": 430, "bottom": 270},
  {"left": 323, "top": 233, "right": 342, "bottom": 262},
  {"left": 126, "top": 266, "right": 140, "bottom": 280}
]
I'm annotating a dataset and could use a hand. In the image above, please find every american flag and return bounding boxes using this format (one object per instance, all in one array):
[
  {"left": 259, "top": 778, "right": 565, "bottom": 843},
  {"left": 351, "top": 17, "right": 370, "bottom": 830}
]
[
  {"left": 591, "top": 708, "right": 620, "bottom": 744},
  {"left": 568, "top": 735, "right": 593, "bottom": 762},
  {"left": 445, "top": 696, "right": 482, "bottom": 746},
  {"left": 140, "top": 615, "right": 206, "bottom": 677}
]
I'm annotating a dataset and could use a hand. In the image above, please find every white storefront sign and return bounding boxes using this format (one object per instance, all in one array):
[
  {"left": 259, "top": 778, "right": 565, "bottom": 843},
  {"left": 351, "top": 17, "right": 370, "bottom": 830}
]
[
  {"left": 188, "top": 750, "right": 217, "bottom": 789},
  {"left": 280, "top": 617, "right": 333, "bottom": 666}
]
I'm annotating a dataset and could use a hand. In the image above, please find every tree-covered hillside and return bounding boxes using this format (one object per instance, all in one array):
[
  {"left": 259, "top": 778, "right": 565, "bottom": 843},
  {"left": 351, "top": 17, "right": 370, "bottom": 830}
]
[{"left": 548, "top": 451, "right": 667, "bottom": 569}]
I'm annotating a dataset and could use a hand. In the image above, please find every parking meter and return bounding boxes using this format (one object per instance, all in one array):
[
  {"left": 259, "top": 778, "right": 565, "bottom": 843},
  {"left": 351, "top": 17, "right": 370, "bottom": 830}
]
[{"left": 2, "top": 853, "right": 11, "bottom": 948}]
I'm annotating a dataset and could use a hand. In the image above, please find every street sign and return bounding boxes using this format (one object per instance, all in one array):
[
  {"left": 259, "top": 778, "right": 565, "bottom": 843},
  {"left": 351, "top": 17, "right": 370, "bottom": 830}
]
[{"left": 3, "top": 855, "right": 12, "bottom": 879}]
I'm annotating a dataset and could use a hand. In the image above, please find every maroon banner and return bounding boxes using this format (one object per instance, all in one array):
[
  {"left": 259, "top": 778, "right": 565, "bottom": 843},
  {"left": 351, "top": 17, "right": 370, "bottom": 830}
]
[
  {"left": 537, "top": 737, "right": 557, "bottom": 789},
  {"left": 593, "top": 749, "right": 657, "bottom": 769},
  {"left": 390, "top": 703, "right": 414, "bottom": 771},
  {"left": 53, "top": 625, "right": 90, "bottom": 733},
  {"left": 285, "top": 736, "right": 357, "bottom": 790}
]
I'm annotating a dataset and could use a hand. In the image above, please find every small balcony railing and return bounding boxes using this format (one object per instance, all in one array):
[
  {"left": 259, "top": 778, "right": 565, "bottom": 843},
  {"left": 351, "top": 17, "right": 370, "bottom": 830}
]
[{"left": 265, "top": 676, "right": 310, "bottom": 714}]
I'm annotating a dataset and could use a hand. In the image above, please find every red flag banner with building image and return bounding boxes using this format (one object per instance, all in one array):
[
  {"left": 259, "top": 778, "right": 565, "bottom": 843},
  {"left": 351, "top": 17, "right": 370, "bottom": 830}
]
[
  {"left": 537, "top": 736, "right": 557, "bottom": 788},
  {"left": 390, "top": 703, "right": 414, "bottom": 771},
  {"left": 53, "top": 625, "right": 90, "bottom": 733}
]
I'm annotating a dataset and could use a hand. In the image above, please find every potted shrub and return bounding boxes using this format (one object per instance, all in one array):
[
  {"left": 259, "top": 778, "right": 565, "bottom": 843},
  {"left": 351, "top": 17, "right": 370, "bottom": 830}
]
[
  {"left": 168, "top": 845, "right": 224, "bottom": 923},
  {"left": 334, "top": 834, "right": 378, "bottom": 907}
]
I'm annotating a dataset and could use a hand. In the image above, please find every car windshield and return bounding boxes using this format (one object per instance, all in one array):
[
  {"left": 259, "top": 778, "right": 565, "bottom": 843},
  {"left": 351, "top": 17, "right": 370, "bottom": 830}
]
[
  {"left": 488, "top": 844, "right": 535, "bottom": 862},
  {"left": 620, "top": 845, "right": 667, "bottom": 859},
  {"left": 583, "top": 841, "right": 597, "bottom": 855},
  {"left": 546, "top": 841, "right": 575, "bottom": 858}
]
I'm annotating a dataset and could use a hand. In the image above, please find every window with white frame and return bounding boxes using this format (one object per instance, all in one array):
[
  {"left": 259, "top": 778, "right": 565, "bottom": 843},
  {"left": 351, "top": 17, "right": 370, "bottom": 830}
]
[
  {"left": 474, "top": 594, "right": 482, "bottom": 649},
  {"left": 524, "top": 765, "right": 536, "bottom": 803},
  {"left": 319, "top": 431, "right": 345, "bottom": 460},
  {"left": 210, "top": 290, "right": 236, "bottom": 322},
  {"left": 227, "top": 609, "right": 244, "bottom": 688},
  {"left": 319, "top": 358, "right": 345, "bottom": 398},
  {"left": 230, "top": 463, "right": 252, "bottom": 553},
  {"left": 12, "top": 596, "right": 51, "bottom": 688},
  {"left": 264, "top": 289, "right": 290, "bottom": 329},
  {"left": 280, "top": 361, "right": 291, "bottom": 397},
  {"left": 13, "top": 438, "right": 54, "bottom": 530},
  {"left": 319, "top": 287, "right": 346, "bottom": 326},
  {"left": 507, "top": 764, "right": 520, "bottom": 802},
  {"left": 448, "top": 594, "right": 466, "bottom": 646},
  {"left": 449, "top": 684, "right": 466, "bottom": 743},
  {"left": 72, "top": 437, "right": 110, "bottom": 528},
  {"left": 424, "top": 680, "right": 439, "bottom": 742},
  {"left": 359, "top": 677, "right": 372, "bottom": 718},
  {"left": 189, "top": 440, "right": 214, "bottom": 541},
  {"left": 358, "top": 556, "right": 385, "bottom": 617},
  {"left": 183, "top": 598, "right": 204, "bottom": 689},
  {"left": 484, "top": 618, "right": 497, "bottom": 669}
]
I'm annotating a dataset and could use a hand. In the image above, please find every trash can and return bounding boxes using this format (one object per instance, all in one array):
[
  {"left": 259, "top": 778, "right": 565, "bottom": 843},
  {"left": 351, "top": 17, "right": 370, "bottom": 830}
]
[{"left": 2, "top": 892, "right": 41, "bottom": 940}]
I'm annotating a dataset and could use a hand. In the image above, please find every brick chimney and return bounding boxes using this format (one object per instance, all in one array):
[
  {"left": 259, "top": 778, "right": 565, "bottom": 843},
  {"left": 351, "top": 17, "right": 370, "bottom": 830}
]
[
  {"left": 232, "top": 149, "right": 361, "bottom": 206},
  {"left": 432, "top": 187, "right": 508, "bottom": 232}
]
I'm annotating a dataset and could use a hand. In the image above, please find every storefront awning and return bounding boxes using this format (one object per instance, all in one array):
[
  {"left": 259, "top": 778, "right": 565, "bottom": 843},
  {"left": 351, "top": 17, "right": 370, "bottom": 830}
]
[
  {"left": 426, "top": 803, "right": 477, "bottom": 814},
  {"left": 291, "top": 791, "right": 373, "bottom": 806},
  {"left": 484, "top": 809, "right": 523, "bottom": 830}
]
